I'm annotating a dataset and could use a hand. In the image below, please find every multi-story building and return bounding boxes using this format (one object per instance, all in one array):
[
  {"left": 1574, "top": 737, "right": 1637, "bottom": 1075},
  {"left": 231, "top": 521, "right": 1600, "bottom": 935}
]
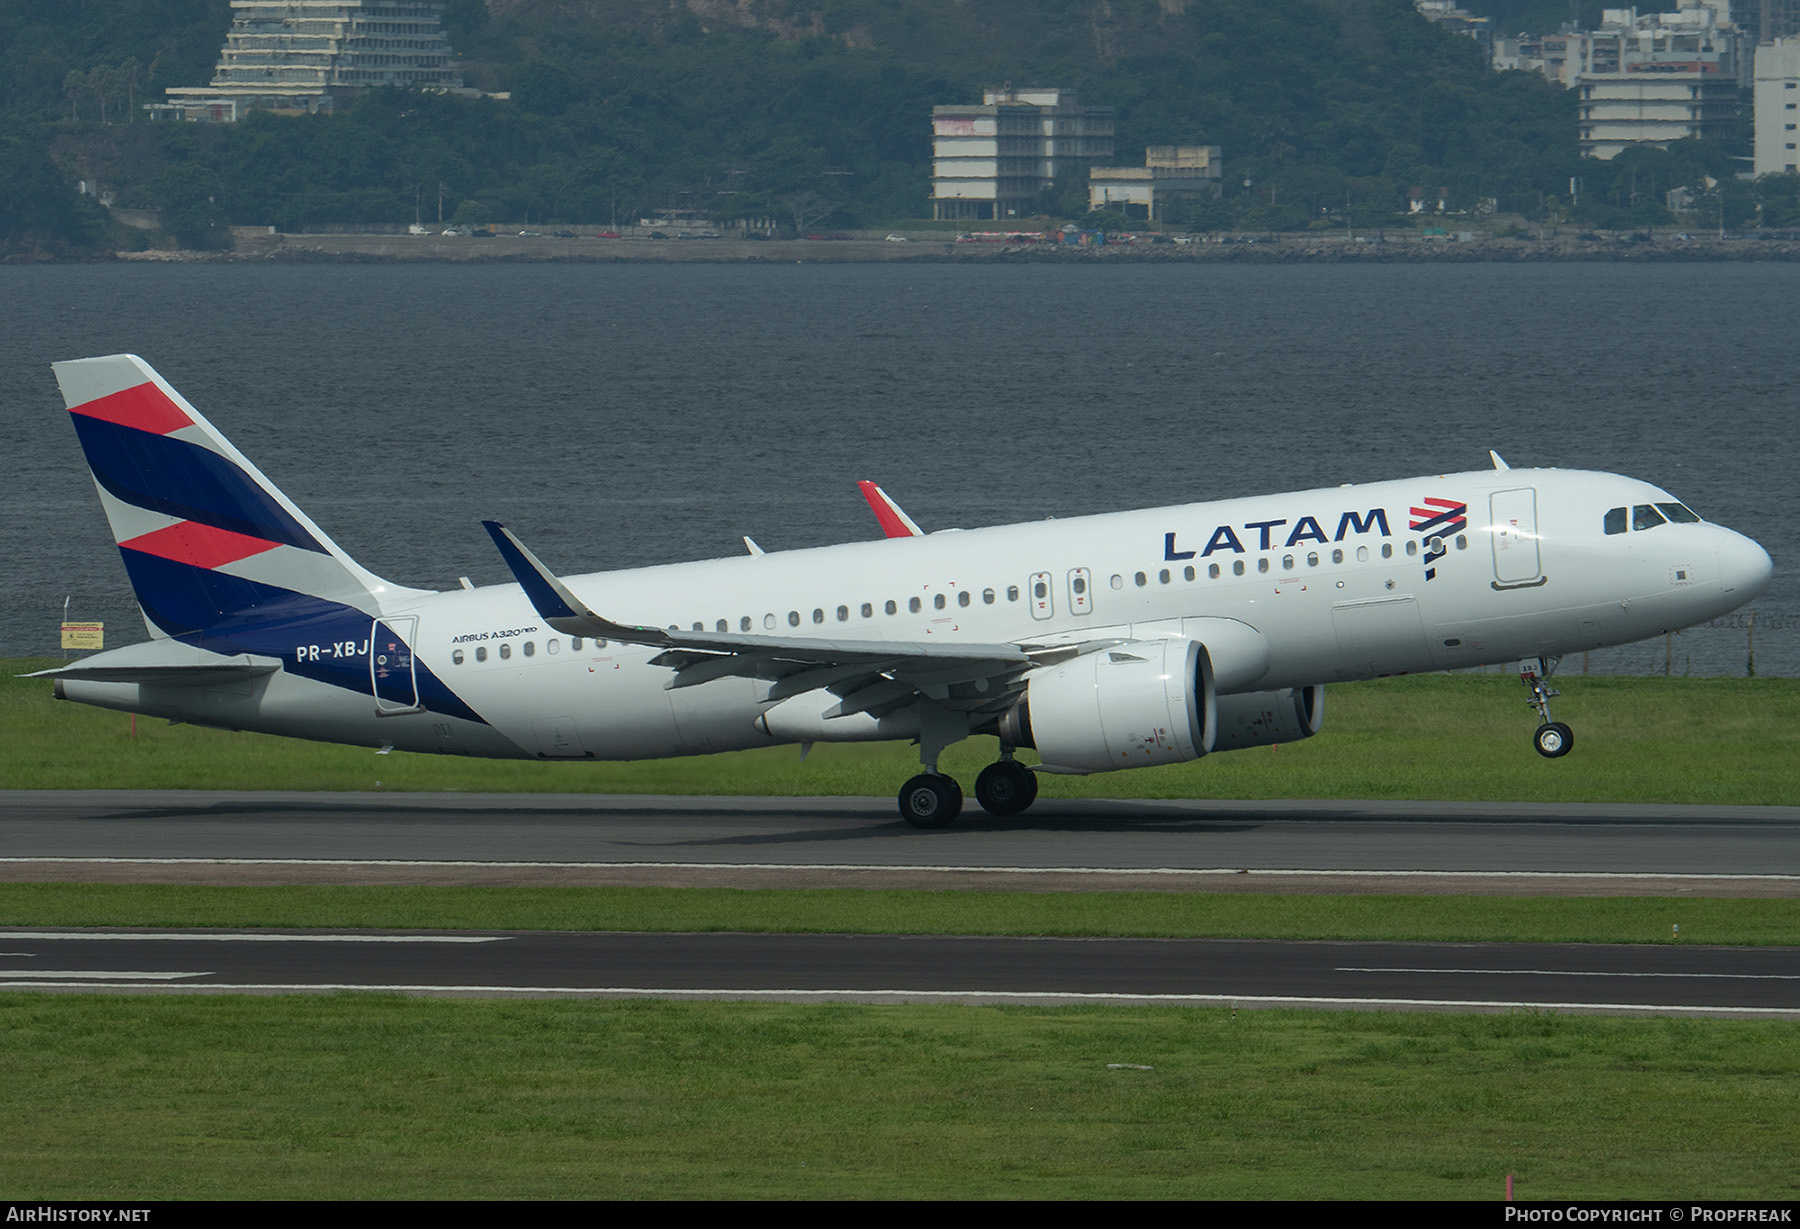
[
  {"left": 1755, "top": 38, "right": 1800, "bottom": 174},
  {"left": 151, "top": 1, "right": 463, "bottom": 122},
  {"left": 1566, "top": 3, "right": 1747, "bottom": 157},
  {"left": 1494, "top": 3, "right": 1749, "bottom": 87},
  {"left": 1088, "top": 146, "right": 1223, "bottom": 220},
  {"left": 931, "top": 88, "right": 1114, "bottom": 221},
  {"left": 1579, "top": 70, "right": 1741, "bottom": 157}
]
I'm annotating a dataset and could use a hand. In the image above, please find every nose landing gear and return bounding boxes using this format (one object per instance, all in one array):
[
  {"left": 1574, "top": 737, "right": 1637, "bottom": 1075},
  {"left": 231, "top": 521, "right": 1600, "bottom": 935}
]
[{"left": 1521, "top": 657, "right": 1573, "bottom": 759}]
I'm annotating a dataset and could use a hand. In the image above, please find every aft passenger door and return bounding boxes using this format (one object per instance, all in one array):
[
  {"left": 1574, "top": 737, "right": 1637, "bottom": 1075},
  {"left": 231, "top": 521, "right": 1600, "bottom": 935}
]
[{"left": 370, "top": 616, "right": 423, "bottom": 715}]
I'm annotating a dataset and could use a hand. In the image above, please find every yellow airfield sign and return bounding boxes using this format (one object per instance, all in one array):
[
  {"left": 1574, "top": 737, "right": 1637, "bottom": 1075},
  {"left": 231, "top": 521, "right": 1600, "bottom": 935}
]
[{"left": 61, "top": 621, "right": 104, "bottom": 650}]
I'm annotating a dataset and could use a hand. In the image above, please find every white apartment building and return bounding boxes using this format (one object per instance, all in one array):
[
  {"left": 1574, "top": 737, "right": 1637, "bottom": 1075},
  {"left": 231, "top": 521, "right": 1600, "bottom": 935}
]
[
  {"left": 152, "top": 0, "right": 463, "bottom": 122},
  {"left": 1495, "top": 2, "right": 1749, "bottom": 88},
  {"left": 1755, "top": 38, "right": 1800, "bottom": 174},
  {"left": 1569, "top": 3, "right": 1745, "bottom": 157},
  {"left": 931, "top": 88, "right": 1114, "bottom": 221},
  {"left": 1578, "top": 71, "right": 1740, "bottom": 157}
]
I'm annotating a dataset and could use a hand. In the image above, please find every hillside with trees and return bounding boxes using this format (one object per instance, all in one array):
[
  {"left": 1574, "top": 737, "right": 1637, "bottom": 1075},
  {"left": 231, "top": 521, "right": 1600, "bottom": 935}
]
[{"left": 0, "top": 0, "right": 1773, "bottom": 253}]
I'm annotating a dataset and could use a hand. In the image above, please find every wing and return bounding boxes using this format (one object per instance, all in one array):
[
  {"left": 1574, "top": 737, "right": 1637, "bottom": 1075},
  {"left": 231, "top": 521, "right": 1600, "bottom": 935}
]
[{"left": 481, "top": 521, "right": 1094, "bottom": 723}]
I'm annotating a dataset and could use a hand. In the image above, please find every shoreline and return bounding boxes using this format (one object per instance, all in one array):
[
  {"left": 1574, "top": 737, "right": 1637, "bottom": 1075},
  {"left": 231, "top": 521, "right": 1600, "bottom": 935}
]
[{"left": 49, "top": 230, "right": 1800, "bottom": 264}]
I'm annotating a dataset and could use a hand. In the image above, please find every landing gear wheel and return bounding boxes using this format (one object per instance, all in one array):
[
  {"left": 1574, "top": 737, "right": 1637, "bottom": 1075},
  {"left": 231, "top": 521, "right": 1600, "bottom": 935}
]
[
  {"left": 1534, "top": 722, "right": 1574, "bottom": 759},
  {"left": 974, "top": 760, "right": 1039, "bottom": 816},
  {"left": 899, "top": 773, "right": 963, "bottom": 829}
]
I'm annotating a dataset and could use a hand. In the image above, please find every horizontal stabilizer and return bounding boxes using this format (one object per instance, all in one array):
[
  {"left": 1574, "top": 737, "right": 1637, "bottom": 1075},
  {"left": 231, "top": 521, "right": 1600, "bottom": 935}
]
[{"left": 25, "top": 639, "right": 281, "bottom": 685}]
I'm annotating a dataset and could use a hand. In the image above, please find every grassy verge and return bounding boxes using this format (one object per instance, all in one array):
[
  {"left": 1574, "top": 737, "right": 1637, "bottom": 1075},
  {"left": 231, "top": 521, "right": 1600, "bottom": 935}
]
[
  {"left": 2, "top": 996, "right": 1795, "bottom": 1199},
  {"left": 8, "top": 660, "right": 1800, "bottom": 804},
  {"left": 4, "top": 884, "right": 1798, "bottom": 946}
]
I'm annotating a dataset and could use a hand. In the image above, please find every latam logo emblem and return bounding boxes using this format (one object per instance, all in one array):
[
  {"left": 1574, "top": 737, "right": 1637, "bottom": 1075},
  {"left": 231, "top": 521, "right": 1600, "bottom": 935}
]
[{"left": 1410, "top": 498, "right": 1467, "bottom": 581}]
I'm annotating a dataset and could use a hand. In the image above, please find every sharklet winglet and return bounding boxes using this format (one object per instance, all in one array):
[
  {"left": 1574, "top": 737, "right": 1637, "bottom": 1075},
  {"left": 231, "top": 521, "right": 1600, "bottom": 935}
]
[{"left": 480, "top": 521, "right": 673, "bottom": 647}]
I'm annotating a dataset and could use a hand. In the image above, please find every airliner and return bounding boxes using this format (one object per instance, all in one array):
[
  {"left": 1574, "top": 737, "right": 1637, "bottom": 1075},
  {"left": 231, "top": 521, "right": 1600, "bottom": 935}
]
[{"left": 37, "top": 355, "right": 1773, "bottom": 827}]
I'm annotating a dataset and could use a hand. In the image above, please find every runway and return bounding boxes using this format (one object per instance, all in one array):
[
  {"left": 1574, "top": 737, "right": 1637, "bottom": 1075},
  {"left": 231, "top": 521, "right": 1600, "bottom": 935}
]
[
  {"left": 7, "top": 791, "right": 1798, "bottom": 1016},
  {"left": 3, "top": 790, "right": 1798, "bottom": 895},
  {"left": 3, "top": 928, "right": 1796, "bottom": 1016}
]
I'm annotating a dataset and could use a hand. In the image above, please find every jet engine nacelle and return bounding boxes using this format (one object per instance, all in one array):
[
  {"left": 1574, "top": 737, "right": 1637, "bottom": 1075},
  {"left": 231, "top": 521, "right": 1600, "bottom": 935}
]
[
  {"left": 999, "top": 639, "right": 1216, "bottom": 774},
  {"left": 1211, "top": 685, "right": 1325, "bottom": 752}
]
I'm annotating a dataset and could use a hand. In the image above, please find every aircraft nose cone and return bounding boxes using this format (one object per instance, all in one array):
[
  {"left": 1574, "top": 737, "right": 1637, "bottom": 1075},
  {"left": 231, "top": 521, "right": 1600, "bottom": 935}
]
[{"left": 1717, "top": 531, "right": 1773, "bottom": 601}]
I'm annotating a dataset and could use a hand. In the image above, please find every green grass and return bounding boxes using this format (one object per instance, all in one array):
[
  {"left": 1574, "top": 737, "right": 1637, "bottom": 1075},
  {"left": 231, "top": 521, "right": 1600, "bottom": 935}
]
[
  {"left": 4, "top": 884, "right": 1798, "bottom": 946},
  {"left": 7, "top": 666, "right": 1798, "bottom": 1200},
  {"left": 9, "top": 660, "right": 1800, "bottom": 804},
  {"left": 2, "top": 996, "right": 1796, "bottom": 1200}
]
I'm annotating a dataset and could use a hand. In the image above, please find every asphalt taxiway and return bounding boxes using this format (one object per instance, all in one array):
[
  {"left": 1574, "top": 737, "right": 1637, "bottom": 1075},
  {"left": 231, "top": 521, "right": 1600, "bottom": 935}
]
[{"left": 4, "top": 928, "right": 1797, "bottom": 1016}]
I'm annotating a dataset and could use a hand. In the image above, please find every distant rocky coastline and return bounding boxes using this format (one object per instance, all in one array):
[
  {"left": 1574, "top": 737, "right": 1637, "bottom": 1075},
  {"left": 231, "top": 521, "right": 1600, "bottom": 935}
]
[{"left": 84, "top": 230, "right": 1800, "bottom": 264}]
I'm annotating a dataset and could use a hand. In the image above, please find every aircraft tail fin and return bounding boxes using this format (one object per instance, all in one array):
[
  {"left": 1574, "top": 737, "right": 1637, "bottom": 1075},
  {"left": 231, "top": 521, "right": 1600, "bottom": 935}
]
[{"left": 53, "top": 354, "right": 412, "bottom": 639}]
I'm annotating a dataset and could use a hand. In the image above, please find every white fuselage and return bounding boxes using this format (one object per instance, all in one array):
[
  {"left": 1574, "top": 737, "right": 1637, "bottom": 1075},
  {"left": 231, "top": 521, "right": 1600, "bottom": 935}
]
[{"left": 64, "top": 466, "right": 1771, "bottom": 763}]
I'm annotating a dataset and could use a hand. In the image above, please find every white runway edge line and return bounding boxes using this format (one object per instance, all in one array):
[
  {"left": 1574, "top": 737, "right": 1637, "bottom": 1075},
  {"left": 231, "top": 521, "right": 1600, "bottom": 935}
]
[
  {"left": 0, "top": 970, "right": 207, "bottom": 980},
  {"left": 1342, "top": 966, "right": 1800, "bottom": 980},
  {"left": 0, "top": 982, "right": 1796, "bottom": 1016},
  {"left": 0, "top": 931, "right": 505, "bottom": 943},
  {"left": 4, "top": 858, "right": 1798, "bottom": 883}
]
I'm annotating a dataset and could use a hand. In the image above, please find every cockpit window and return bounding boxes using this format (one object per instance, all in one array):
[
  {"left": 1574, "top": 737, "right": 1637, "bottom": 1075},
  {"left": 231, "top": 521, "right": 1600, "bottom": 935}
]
[
  {"left": 1632, "top": 504, "right": 1667, "bottom": 531},
  {"left": 1656, "top": 501, "right": 1702, "bottom": 524},
  {"left": 1603, "top": 507, "right": 1627, "bottom": 536}
]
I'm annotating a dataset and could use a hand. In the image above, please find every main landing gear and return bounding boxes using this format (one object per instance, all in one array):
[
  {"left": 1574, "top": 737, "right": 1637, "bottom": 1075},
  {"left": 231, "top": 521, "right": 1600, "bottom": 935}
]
[
  {"left": 1520, "top": 656, "right": 1574, "bottom": 759},
  {"left": 897, "top": 752, "right": 1040, "bottom": 828}
]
